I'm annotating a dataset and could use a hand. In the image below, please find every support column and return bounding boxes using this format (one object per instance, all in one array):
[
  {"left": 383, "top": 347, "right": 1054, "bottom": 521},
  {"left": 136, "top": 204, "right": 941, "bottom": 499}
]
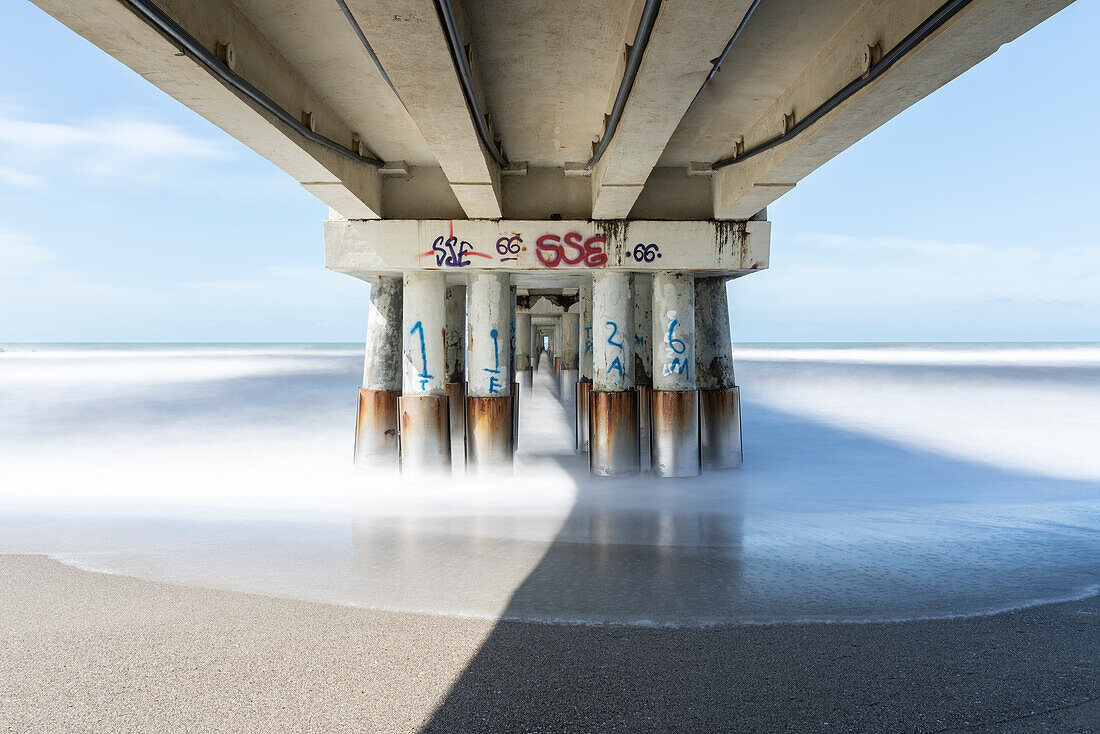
[
  {"left": 516, "top": 311, "right": 532, "bottom": 389},
  {"left": 552, "top": 318, "right": 562, "bottom": 378},
  {"left": 465, "top": 272, "right": 514, "bottom": 472},
  {"left": 445, "top": 284, "right": 466, "bottom": 468},
  {"left": 354, "top": 275, "right": 402, "bottom": 469},
  {"left": 652, "top": 272, "right": 700, "bottom": 478},
  {"left": 576, "top": 281, "right": 593, "bottom": 451},
  {"left": 695, "top": 277, "right": 742, "bottom": 468},
  {"left": 634, "top": 274, "right": 653, "bottom": 470},
  {"left": 400, "top": 271, "right": 450, "bottom": 476},
  {"left": 559, "top": 311, "right": 580, "bottom": 402},
  {"left": 590, "top": 272, "right": 638, "bottom": 476}
]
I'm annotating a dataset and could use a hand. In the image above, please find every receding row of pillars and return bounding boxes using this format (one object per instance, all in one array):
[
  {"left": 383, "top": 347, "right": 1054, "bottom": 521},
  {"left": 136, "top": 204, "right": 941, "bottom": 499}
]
[{"left": 354, "top": 270, "right": 741, "bottom": 478}]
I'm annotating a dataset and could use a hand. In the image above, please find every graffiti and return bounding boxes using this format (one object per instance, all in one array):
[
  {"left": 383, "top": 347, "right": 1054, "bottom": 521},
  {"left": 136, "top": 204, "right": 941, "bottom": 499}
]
[
  {"left": 409, "top": 320, "right": 433, "bottom": 390},
  {"left": 662, "top": 358, "right": 690, "bottom": 378},
  {"left": 661, "top": 313, "right": 689, "bottom": 379},
  {"left": 483, "top": 327, "right": 502, "bottom": 394},
  {"left": 429, "top": 235, "right": 491, "bottom": 267},
  {"left": 666, "top": 318, "right": 687, "bottom": 355},
  {"left": 605, "top": 320, "right": 623, "bottom": 349},
  {"left": 536, "top": 232, "right": 608, "bottom": 268},
  {"left": 584, "top": 326, "right": 592, "bottom": 355},
  {"left": 495, "top": 235, "right": 521, "bottom": 262},
  {"left": 625, "top": 243, "right": 662, "bottom": 263},
  {"left": 609, "top": 357, "right": 624, "bottom": 377}
]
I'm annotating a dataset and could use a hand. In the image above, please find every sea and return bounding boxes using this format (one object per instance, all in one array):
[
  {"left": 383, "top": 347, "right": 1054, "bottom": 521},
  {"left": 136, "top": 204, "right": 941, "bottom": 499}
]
[{"left": 1, "top": 342, "right": 1097, "bottom": 626}]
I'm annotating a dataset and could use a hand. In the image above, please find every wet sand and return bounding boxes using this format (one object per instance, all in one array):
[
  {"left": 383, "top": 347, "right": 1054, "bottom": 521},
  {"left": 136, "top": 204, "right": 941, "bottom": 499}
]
[{"left": 2, "top": 554, "right": 1096, "bottom": 733}]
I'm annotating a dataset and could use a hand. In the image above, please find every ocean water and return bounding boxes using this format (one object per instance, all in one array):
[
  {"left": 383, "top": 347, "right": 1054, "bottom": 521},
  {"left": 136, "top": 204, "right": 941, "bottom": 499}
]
[{"left": 0, "top": 342, "right": 1098, "bottom": 626}]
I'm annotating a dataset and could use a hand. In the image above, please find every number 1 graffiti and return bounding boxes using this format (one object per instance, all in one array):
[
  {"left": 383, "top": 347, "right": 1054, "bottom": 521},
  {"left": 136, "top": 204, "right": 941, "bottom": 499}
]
[{"left": 409, "top": 320, "right": 433, "bottom": 390}]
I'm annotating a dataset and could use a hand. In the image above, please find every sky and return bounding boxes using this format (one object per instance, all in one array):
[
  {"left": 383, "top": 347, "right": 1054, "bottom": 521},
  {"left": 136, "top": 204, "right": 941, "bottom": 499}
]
[{"left": 0, "top": 1, "right": 1098, "bottom": 343}]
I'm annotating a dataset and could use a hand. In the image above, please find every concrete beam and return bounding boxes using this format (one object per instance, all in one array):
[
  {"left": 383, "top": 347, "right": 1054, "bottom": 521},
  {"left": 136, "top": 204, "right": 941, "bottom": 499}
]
[
  {"left": 590, "top": 0, "right": 756, "bottom": 219},
  {"left": 713, "top": 0, "right": 1073, "bottom": 219},
  {"left": 325, "top": 219, "right": 770, "bottom": 278},
  {"left": 345, "top": 0, "right": 503, "bottom": 219},
  {"left": 31, "top": 0, "right": 383, "bottom": 219}
]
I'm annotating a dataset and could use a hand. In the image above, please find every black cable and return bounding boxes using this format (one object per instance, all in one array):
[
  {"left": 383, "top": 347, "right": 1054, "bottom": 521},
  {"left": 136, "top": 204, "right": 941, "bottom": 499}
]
[
  {"left": 118, "top": 0, "right": 384, "bottom": 167},
  {"left": 433, "top": 0, "right": 508, "bottom": 168},
  {"left": 586, "top": 0, "right": 662, "bottom": 170},
  {"left": 683, "top": 0, "right": 761, "bottom": 117},
  {"left": 714, "top": 0, "right": 975, "bottom": 169},
  {"left": 333, "top": 0, "right": 406, "bottom": 110}
]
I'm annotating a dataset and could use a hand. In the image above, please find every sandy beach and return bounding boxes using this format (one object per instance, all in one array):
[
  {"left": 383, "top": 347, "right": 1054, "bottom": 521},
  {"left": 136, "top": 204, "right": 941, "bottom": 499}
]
[{"left": 1, "top": 554, "right": 1096, "bottom": 733}]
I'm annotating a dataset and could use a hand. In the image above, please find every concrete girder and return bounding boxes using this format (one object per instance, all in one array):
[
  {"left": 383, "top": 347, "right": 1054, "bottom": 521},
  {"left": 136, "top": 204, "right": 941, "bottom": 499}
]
[
  {"left": 31, "top": 0, "right": 384, "bottom": 219},
  {"left": 709, "top": 0, "right": 1074, "bottom": 219},
  {"left": 589, "top": 0, "right": 757, "bottom": 219},
  {"left": 343, "top": 0, "right": 503, "bottom": 219},
  {"left": 324, "top": 219, "right": 770, "bottom": 279}
]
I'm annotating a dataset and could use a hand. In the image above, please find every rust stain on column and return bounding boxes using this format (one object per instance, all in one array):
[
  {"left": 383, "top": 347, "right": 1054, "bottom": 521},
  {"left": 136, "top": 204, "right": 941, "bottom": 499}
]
[
  {"left": 576, "top": 379, "right": 592, "bottom": 451},
  {"left": 354, "top": 388, "right": 400, "bottom": 468},
  {"left": 699, "top": 387, "right": 743, "bottom": 469},
  {"left": 589, "top": 390, "right": 640, "bottom": 476},
  {"left": 399, "top": 395, "right": 451, "bottom": 476},
  {"left": 651, "top": 390, "right": 700, "bottom": 478},
  {"left": 446, "top": 381, "right": 466, "bottom": 465},
  {"left": 466, "top": 396, "right": 514, "bottom": 472}
]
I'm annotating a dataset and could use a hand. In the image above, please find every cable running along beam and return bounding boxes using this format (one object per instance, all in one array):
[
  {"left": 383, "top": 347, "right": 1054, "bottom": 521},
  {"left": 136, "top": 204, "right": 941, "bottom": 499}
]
[
  {"left": 433, "top": 0, "right": 508, "bottom": 168},
  {"left": 585, "top": 0, "right": 662, "bottom": 170},
  {"left": 118, "top": 0, "right": 384, "bottom": 167},
  {"left": 713, "top": 0, "right": 975, "bottom": 169}
]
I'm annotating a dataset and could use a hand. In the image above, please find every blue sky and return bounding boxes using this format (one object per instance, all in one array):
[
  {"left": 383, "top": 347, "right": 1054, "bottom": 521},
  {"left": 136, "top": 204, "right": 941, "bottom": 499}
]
[{"left": 1, "top": 1, "right": 1098, "bottom": 342}]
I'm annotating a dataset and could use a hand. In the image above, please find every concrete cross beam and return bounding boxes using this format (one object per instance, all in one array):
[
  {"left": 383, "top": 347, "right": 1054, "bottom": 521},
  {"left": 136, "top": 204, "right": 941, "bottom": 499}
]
[
  {"left": 590, "top": 0, "right": 757, "bottom": 219},
  {"left": 708, "top": 0, "right": 1073, "bottom": 219},
  {"left": 324, "top": 219, "right": 770, "bottom": 279},
  {"left": 31, "top": 0, "right": 385, "bottom": 219},
  {"left": 343, "top": 0, "right": 504, "bottom": 219}
]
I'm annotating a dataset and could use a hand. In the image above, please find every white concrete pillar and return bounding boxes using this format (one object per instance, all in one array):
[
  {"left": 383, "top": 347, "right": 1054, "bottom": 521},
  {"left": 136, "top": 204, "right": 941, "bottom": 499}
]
[
  {"left": 590, "top": 271, "right": 638, "bottom": 475},
  {"left": 559, "top": 311, "right": 580, "bottom": 402},
  {"left": 695, "top": 276, "right": 742, "bottom": 468},
  {"left": 445, "top": 284, "right": 466, "bottom": 468},
  {"left": 633, "top": 274, "right": 653, "bottom": 470},
  {"left": 400, "top": 271, "right": 450, "bottom": 475},
  {"left": 465, "top": 272, "right": 513, "bottom": 470},
  {"left": 516, "top": 311, "right": 532, "bottom": 387},
  {"left": 651, "top": 272, "right": 699, "bottom": 477},
  {"left": 354, "top": 275, "right": 402, "bottom": 469},
  {"left": 577, "top": 281, "right": 593, "bottom": 451}
]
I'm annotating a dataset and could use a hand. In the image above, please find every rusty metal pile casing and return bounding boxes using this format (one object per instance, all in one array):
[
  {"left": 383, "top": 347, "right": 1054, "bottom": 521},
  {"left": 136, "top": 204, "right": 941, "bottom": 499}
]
[
  {"left": 576, "top": 379, "right": 591, "bottom": 451},
  {"left": 589, "top": 390, "right": 640, "bottom": 476},
  {"left": 354, "top": 388, "right": 401, "bottom": 468},
  {"left": 511, "top": 388, "right": 519, "bottom": 452},
  {"left": 651, "top": 390, "right": 700, "bottom": 477},
  {"left": 699, "top": 386, "right": 742, "bottom": 469},
  {"left": 636, "top": 385, "right": 652, "bottom": 471},
  {"left": 399, "top": 395, "right": 451, "bottom": 476},
  {"left": 466, "top": 396, "right": 514, "bottom": 471},
  {"left": 446, "top": 381, "right": 466, "bottom": 467}
]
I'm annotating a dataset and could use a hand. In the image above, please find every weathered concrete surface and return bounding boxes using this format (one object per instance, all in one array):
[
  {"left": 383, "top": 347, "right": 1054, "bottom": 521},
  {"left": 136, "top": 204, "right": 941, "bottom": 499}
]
[
  {"left": 466, "top": 273, "right": 513, "bottom": 398},
  {"left": 633, "top": 274, "right": 652, "bottom": 387},
  {"left": 652, "top": 271, "right": 695, "bottom": 392},
  {"left": 444, "top": 285, "right": 465, "bottom": 384},
  {"left": 695, "top": 277, "right": 736, "bottom": 391},
  {"left": 591, "top": 272, "right": 634, "bottom": 393},
  {"left": 401, "top": 271, "right": 446, "bottom": 397},
  {"left": 362, "top": 275, "right": 402, "bottom": 391}
]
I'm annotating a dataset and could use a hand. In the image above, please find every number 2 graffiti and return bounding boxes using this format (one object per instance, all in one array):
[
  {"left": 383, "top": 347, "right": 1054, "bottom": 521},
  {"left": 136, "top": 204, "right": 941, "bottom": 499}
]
[
  {"left": 536, "top": 232, "right": 608, "bottom": 268},
  {"left": 606, "top": 320, "right": 625, "bottom": 377}
]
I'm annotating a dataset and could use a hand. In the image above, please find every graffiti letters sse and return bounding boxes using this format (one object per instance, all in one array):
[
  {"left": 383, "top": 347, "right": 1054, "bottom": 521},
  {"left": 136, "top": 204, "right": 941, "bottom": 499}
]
[{"left": 536, "top": 232, "right": 608, "bottom": 268}]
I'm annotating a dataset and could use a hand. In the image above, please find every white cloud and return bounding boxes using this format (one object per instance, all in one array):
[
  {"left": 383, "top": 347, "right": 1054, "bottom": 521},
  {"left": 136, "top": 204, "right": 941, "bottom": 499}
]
[
  {"left": 0, "top": 165, "right": 43, "bottom": 188},
  {"left": 0, "top": 113, "right": 227, "bottom": 160},
  {"left": 0, "top": 230, "right": 54, "bottom": 276}
]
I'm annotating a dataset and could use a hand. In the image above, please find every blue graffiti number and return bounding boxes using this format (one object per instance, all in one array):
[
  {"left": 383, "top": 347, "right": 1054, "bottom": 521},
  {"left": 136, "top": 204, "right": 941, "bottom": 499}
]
[
  {"left": 667, "top": 319, "right": 687, "bottom": 355},
  {"left": 483, "top": 328, "right": 502, "bottom": 394},
  {"left": 410, "top": 320, "right": 433, "bottom": 390},
  {"left": 606, "top": 321, "right": 623, "bottom": 349}
]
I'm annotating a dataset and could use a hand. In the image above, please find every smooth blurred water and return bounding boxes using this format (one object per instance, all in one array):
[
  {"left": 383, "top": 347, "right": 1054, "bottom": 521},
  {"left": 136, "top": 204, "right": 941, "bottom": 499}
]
[{"left": 1, "top": 343, "right": 1098, "bottom": 625}]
